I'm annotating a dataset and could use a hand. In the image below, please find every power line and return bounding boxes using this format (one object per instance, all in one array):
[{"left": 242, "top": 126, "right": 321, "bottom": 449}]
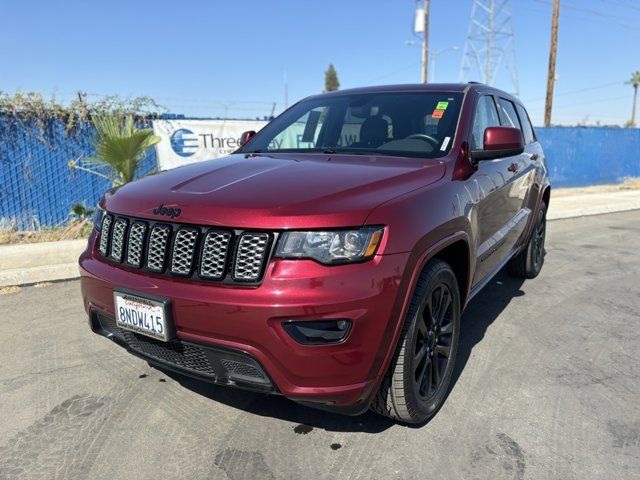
[
  {"left": 553, "top": 94, "right": 629, "bottom": 108},
  {"left": 550, "top": 0, "right": 640, "bottom": 22},
  {"left": 523, "top": 80, "right": 624, "bottom": 103},
  {"left": 367, "top": 62, "right": 422, "bottom": 83},
  {"left": 599, "top": 0, "right": 640, "bottom": 11},
  {"left": 513, "top": 0, "right": 640, "bottom": 30}
]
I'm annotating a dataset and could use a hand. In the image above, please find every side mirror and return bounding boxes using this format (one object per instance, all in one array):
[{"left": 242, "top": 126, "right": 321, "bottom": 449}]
[
  {"left": 239, "top": 130, "right": 256, "bottom": 146},
  {"left": 471, "top": 126, "right": 524, "bottom": 161}
]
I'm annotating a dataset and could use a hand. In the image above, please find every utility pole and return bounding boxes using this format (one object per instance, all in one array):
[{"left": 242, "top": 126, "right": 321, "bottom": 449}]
[
  {"left": 544, "top": 0, "right": 560, "bottom": 127},
  {"left": 421, "top": 0, "right": 430, "bottom": 84}
]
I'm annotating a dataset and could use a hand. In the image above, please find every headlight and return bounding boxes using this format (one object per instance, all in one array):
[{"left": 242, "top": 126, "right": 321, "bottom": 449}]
[
  {"left": 275, "top": 227, "right": 384, "bottom": 264},
  {"left": 93, "top": 205, "right": 105, "bottom": 232}
]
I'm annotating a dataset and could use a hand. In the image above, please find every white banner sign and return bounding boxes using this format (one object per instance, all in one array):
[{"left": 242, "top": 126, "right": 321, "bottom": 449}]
[{"left": 152, "top": 119, "right": 268, "bottom": 170}]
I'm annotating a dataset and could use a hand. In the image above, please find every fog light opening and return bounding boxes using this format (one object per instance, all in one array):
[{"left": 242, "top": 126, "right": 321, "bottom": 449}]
[{"left": 283, "top": 319, "right": 352, "bottom": 345}]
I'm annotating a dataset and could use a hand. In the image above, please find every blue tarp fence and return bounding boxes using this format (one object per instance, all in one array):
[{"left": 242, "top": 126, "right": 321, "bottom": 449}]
[
  {"left": 0, "top": 115, "right": 156, "bottom": 230},
  {"left": 535, "top": 127, "right": 640, "bottom": 188},
  {"left": 1, "top": 115, "right": 639, "bottom": 230}
]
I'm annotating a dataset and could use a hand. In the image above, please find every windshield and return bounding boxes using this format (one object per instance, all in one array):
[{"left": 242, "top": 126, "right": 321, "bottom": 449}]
[{"left": 239, "top": 91, "right": 463, "bottom": 159}]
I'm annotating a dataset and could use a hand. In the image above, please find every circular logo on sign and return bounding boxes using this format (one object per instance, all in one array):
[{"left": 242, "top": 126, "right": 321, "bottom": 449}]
[{"left": 170, "top": 128, "right": 198, "bottom": 157}]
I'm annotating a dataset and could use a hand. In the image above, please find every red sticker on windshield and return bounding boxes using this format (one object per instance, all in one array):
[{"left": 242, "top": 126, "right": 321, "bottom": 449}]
[{"left": 432, "top": 109, "right": 445, "bottom": 119}]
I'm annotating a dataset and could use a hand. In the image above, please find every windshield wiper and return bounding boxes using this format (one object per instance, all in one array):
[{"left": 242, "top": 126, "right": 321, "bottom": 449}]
[{"left": 322, "top": 149, "right": 337, "bottom": 154}]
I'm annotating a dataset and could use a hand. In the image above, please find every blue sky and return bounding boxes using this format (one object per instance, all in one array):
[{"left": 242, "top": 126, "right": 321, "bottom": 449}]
[{"left": 2, "top": 0, "right": 639, "bottom": 126}]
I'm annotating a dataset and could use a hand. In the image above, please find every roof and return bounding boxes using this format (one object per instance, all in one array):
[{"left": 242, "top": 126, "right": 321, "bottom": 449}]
[
  {"left": 316, "top": 83, "right": 474, "bottom": 97},
  {"left": 303, "top": 82, "right": 522, "bottom": 106}
]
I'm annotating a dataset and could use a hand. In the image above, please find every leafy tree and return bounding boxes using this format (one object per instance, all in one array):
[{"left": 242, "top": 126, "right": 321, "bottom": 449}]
[
  {"left": 86, "top": 115, "right": 160, "bottom": 186},
  {"left": 324, "top": 64, "right": 340, "bottom": 92},
  {"left": 626, "top": 71, "right": 640, "bottom": 127}
]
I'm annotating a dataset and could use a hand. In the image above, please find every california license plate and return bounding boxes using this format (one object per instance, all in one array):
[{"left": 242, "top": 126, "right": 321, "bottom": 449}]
[{"left": 113, "top": 289, "right": 172, "bottom": 341}]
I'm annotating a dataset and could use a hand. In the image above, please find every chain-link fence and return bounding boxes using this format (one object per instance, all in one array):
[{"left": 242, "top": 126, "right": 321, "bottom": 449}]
[{"left": 0, "top": 115, "right": 157, "bottom": 230}]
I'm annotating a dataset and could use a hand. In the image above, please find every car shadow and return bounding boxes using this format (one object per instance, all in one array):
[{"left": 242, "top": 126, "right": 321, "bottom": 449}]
[
  {"left": 156, "top": 270, "right": 525, "bottom": 433},
  {"left": 451, "top": 271, "right": 526, "bottom": 389},
  {"left": 160, "top": 368, "right": 395, "bottom": 434}
]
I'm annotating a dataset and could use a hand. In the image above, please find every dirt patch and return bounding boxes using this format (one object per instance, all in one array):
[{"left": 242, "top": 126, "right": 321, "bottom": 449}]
[
  {"left": 0, "top": 220, "right": 92, "bottom": 245},
  {"left": 0, "top": 286, "right": 21, "bottom": 295},
  {"left": 553, "top": 178, "right": 640, "bottom": 197}
]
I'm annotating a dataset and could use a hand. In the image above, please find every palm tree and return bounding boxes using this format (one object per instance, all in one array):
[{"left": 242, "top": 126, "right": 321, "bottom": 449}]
[
  {"left": 87, "top": 115, "right": 160, "bottom": 186},
  {"left": 626, "top": 71, "right": 640, "bottom": 127}
]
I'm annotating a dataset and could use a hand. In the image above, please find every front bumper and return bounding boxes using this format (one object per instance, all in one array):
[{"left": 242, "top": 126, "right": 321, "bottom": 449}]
[{"left": 80, "top": 232, "right": 410, "bottom": 413}]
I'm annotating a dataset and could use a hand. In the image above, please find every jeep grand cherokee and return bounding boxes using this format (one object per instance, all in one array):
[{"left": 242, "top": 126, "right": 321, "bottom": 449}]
[{"left": 80, "top": 83, "right": 550, "bottom": 424}]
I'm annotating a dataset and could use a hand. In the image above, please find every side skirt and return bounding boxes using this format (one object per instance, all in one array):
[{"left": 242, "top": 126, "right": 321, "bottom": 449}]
[{"left": 466, "top": 246, "right": 521, "bottom": 304}]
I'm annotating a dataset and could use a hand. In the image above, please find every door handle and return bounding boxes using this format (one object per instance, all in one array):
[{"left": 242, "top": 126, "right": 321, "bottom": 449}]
[{"left": 508, "top": 163, "right": 519, "bottom": 173}]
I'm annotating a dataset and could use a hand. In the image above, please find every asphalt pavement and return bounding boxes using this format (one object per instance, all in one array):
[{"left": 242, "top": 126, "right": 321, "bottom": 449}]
[{"left": 1, "top": 210, "right": 639, "bottom": 480}]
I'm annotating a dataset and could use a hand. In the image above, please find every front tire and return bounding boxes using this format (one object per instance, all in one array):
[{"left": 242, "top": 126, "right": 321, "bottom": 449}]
[{"left": 371, "top": 259, "right": 460, "bottom": 424}]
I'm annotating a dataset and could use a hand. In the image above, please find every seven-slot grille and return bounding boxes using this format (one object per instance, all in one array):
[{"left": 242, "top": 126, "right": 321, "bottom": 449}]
[
  {"left": 98, "top": 213, "right": 272, "bottom": 283},
  {"left": 234, "top": 233, "right": 270, "bottom": 280}
]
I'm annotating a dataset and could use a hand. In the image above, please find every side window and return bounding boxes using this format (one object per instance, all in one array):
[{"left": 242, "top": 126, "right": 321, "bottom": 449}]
[
  {"left": 497, "top": 98, "right": 521, "bottom": 129},
  {"left": 516, "top": 104, "right": 536, "bottom": 144},
  {"left": 471, "top": 95, "right": 500, "bottom": 149}
]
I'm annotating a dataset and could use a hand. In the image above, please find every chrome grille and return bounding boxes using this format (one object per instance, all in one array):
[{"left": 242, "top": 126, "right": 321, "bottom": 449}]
[
  {"left": 126, "top": 222, "right": 147, "bottom": 267},
  {"left": 200, "top": 231, "right": 232, "bottom": 279},
  {"left": 146, "top": 225, "right": 171, "bottom": 272},
  {"left": 99, "top": 214, "right": 112, "bottom": 256},
  {"left": 97, "top": 213, "right": 272, "bottom": 284},
  {"left": 234, "top": 233, "right": 270, "bottom": 281},
  {"left": 170, "top": 229, "right": 199, "bottom": 275},
  {"left": 110, "top": 218, "right": 128, "bottom": 262}
]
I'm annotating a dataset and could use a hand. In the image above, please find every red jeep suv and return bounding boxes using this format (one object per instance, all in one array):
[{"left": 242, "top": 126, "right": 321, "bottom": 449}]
[{"left": 80, "top": 83, "right": 550, "bottom": 424}]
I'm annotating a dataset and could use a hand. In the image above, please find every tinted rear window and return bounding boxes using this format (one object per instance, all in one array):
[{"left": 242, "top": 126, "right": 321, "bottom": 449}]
[
  {"left": 516, "top": 104, "right": 536, "bottom": 144},
  {"left": 497, "top": 98, "right": 521, "bottom": 129}
]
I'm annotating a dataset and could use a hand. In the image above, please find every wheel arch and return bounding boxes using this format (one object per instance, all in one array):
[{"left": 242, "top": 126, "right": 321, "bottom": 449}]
[
  {"left": 432, "top": 239, "right": 471, "bottom": 308},
  {"left": 370, "top": 230, "right": 472, "bottom": 383},
  {"left": 542, "top": 184, "right": 551, "bottom": 208}
]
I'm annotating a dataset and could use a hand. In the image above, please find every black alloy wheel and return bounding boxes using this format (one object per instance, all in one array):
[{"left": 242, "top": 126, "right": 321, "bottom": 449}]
[
  {"left": 413, "top": 284, "right": 454, "bottom": 400},
  {"left": 371, "top": 259, "right": 461, "bottom": 424},
  {"left": 531, "top": 206, "right": 546, "bottom": 271},
  {"left": 507, "top": 200, "right": 547, "bottom": 279}
]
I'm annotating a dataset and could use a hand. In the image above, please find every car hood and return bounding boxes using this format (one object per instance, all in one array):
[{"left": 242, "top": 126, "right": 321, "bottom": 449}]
[{"left": 104, "top": 153, "right": 446, "bottom": 229}]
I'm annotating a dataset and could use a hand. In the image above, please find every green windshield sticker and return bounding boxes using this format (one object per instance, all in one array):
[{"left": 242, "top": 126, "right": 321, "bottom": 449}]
[{"left": 436, "top": 101, "right": 449, "bottom": 110}]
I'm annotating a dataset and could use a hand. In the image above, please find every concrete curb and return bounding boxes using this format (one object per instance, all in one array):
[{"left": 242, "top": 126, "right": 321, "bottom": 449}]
[
  {"left": 547, "top": 190, "right": 640, "bottom": 220},
  {"left": 1, "top": 189, "right": 639, "bottom": 287},
  {"left": 0, "top": 263, "right": 80, "bottom": 287},
  {"left": 0, "top": 239, "right": 86, "bottom": 288}
]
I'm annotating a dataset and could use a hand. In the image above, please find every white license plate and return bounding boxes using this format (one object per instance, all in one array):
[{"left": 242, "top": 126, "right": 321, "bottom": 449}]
[{"left": 113, "top": 290, "right": 170, "bottom": 341}]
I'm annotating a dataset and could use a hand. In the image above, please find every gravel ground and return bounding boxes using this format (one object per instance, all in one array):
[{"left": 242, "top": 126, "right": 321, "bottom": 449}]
[{"left": 1, "top": 210, "right": 639, "bottom": 480}]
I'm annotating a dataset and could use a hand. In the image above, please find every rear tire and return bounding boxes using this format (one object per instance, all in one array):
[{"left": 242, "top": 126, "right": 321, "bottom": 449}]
[
  {"left": 508, "top": 201, "right": 547, "bottom": 279},
  {"left": 371, "top": 259, "right": 460, "bottom": 424}
]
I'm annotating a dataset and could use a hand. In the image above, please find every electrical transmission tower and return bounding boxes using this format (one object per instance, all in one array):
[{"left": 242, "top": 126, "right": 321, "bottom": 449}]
[{"left": 459, "top": 0, "right": 519, "bottom": 97}]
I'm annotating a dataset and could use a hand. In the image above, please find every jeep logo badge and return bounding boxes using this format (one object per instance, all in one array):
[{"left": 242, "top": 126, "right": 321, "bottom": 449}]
[{"left": 153, "top": 204, "right": 182, "bottom": 219}]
